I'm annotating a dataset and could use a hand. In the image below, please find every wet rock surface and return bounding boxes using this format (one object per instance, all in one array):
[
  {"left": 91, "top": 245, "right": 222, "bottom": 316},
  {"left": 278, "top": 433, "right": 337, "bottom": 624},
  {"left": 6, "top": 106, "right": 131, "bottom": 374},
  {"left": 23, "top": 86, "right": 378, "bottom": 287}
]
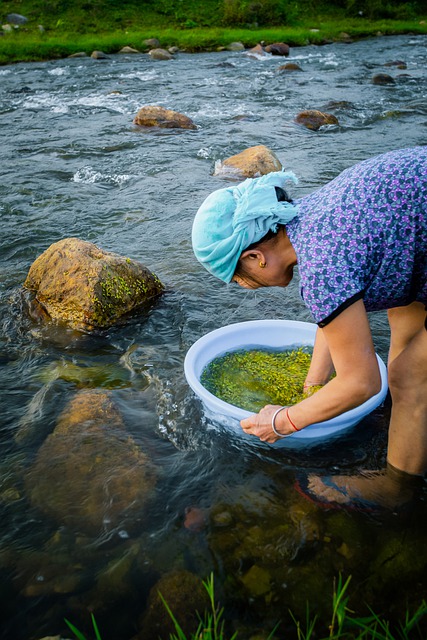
[
  {"left": 24, "top": 237, "right": 164, "bottom": 331},
  {"left": 25, "top": 390, "right": 157, "bottom": 536},
  {"left": 214, "top": 144, "right": 282, "bottom": 178},
  {"left": 148, "top": 48, "right": 174, "bottom": 60},
  {"left": 372, "top": 73, "right": 396, "bottom": 85},
  {"left": 137, "top": 570, "right": 210, "bottom": 639},
  {"left": 133, "top": 105, "right": 196, "bottom": 129},
  {"left": 294, "top": 109, "right": 339, "bottom": 130}
]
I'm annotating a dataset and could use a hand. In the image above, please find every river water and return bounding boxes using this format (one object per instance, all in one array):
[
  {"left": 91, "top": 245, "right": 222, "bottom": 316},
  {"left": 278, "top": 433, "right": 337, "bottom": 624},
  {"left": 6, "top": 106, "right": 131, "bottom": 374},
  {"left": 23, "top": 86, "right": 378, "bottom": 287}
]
[{"left": 1, "top": 34, "right": 427, "bottom": 639}]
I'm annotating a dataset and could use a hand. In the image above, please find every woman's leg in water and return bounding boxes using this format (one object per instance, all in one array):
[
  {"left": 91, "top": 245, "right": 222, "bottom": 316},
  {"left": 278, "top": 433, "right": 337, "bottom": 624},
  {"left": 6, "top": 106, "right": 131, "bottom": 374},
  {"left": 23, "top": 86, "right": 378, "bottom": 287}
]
[
  {"left": 386, "top": 302, "right": 427, "bottom": 476},
  {"left": 303, "top": 302, "right": 427, "bottom": 508}
]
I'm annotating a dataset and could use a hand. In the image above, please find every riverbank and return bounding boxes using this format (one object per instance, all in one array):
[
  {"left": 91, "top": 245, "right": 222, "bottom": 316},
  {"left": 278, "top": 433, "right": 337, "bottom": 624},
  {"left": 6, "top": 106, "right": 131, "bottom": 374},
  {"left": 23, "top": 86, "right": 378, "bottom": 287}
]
[{"left": 1, "top": 16, "right": 427, "bottom": 65}]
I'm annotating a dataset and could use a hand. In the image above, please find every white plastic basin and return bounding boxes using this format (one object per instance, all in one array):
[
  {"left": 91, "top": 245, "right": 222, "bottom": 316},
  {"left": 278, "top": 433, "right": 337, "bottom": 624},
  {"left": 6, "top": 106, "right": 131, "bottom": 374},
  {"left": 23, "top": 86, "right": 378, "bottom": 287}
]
[{"left": 184, "top": 319, "right": 388, "bottom": 448}]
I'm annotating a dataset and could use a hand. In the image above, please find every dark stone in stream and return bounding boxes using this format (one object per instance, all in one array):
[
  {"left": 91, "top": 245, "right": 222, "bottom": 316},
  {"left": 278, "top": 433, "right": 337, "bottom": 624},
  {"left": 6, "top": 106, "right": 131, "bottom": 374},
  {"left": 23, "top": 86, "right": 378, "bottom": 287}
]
[
  {"left": 372, "top": 73, "right": 395, "bottom": 85},
  {"left": 384, "top": 60, "right": 407, "bottom": 69},
  {"left": 134, "top": 105, "right": 196, "bottom": 129},
  {"left": 265, "top": 42, "right": 290, "bottom": 56},
  {"left": 91, "top": 50, "right": 109, "bottom": 59},
  {"left": 10, "top": 86, "right": 32, "bottom": 93},
  {"left": 294, "top": 109, "right": 339, "bottom": 130},
  {"left": 277, "top": 62, "right": 303, "bottom": 72},
  {"left": 137, "top": 570, "right": 210, "bottom": 639},
  {"left": 25, "top": 390, "right": 157, "bottom": 536}
]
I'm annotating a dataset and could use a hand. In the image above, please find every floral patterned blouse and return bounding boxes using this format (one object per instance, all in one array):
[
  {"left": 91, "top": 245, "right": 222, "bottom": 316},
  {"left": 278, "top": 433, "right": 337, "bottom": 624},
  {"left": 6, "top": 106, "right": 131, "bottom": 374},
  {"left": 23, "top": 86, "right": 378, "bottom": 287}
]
[{"left": 286, "top": 146, "right": 427, "bottom": 327}]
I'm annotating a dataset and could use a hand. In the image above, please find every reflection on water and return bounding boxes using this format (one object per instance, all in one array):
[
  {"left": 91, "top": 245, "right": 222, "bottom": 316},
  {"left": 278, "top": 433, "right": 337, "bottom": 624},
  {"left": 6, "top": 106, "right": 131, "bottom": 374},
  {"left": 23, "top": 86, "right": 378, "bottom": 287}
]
[{"left": 1, "top": 34, "right": 427, "bottom": 639}]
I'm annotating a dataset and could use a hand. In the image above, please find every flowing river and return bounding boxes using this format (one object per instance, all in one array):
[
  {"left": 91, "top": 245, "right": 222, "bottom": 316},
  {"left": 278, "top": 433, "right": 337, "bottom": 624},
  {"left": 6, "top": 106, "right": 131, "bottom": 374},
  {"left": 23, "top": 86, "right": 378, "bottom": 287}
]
[{"left": 1, "top": 34, "right": 426, "bottom": 640}]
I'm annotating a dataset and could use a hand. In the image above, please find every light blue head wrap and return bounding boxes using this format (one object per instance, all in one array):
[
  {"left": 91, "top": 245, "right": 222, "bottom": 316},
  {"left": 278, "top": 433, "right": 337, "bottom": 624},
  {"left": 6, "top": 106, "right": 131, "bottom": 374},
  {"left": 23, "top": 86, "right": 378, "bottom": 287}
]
[{"left": 192, "top": 170, "right": 299, "bottom": 283}]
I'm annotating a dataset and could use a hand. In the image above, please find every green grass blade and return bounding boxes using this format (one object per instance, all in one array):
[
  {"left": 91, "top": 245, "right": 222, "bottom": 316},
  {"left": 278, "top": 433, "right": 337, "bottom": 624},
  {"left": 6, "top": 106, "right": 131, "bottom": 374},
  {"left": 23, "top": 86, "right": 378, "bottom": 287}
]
[
  {"left": 400, "top": 600, "right": 427, "bottom": 637},
  {"left": 64, "top": 618, "right": 88, "bottom": 640},
  {"left": 91, "top": 613, "right": 102, "bottom": 640},
  {"left": 159, "top": 591, "right": 188, "bottom": 640}
]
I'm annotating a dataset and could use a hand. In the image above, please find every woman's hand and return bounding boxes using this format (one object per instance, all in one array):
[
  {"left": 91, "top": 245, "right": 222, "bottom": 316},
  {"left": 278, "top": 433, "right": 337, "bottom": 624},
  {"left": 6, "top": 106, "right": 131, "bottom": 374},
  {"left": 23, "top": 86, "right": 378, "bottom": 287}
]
[{"left": 240, "top": 404, "right": 295, "bottom": 444}]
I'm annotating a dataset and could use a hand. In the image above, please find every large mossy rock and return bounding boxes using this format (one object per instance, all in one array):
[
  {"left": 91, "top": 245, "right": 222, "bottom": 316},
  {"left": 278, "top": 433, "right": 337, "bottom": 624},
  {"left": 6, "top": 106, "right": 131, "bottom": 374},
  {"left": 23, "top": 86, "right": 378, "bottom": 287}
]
[
  {"left": 214, "top": 144, "right": 282, "bottom": 179},
  {"left": 24, "top": 237, "right": 164, "bottom": 331},
  {"left": 25, "top": 390, "right": 157, "bottom": 536},
  {"left": 133, "top": 105, "right": 196, "bottom": 129}
]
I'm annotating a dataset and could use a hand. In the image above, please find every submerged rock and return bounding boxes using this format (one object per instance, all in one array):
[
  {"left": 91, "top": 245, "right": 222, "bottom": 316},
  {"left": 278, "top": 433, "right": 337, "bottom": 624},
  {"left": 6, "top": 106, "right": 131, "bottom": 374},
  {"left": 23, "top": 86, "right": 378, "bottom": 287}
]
[
  {"left": 137, "top": 570, "right": 210, "bottom": 639},
  {"left": 87, "top": 541, "right": 141, "bottom": 609},
  {"left": 25, "top": 390, "right": 157, "bottom": 536},
  {"left": 183, "top": 506, "right": 207, "bottom": 532},
  {"left": 294, "top": 109, "right": 339, "bottom": 130},
  {"left": 384, "top": 60, "right": 407, "bottom": 69},
  {"left": 277, "top": 62, "right": 303, "bottom": 72},
  {"left": 214, "top": 144, "right": 282, "bottom": 179},
  {"left": 24, "top": 237, "right": 164, "bottom": 332},
  {"left": 134, "top": 105, "right": 197, "bottom": 129},
  {"left": 241, "top": 564, "right": 271, "bottom": 597}
]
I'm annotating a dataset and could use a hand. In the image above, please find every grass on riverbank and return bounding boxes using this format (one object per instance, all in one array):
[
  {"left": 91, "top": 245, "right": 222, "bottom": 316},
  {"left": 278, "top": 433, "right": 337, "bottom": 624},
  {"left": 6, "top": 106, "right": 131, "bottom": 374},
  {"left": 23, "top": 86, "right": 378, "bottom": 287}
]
[{"left": 0, "top": 17, "right": 427, "bottom": 65}]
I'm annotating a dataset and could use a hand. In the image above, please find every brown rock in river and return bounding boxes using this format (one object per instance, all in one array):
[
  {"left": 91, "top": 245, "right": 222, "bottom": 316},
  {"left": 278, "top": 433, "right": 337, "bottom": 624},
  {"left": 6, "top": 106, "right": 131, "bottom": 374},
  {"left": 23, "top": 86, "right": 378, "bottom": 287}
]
[
  {"left": 384, "top": 60, "right": 407, "bottom": 69},
  {"left": 25, "top": 390, "right": 157, "bottom": 536},
  {"left": 214, "top": 144, "right": 282, "bottom": 179},
  {"left": 294, "top": 109, "right": 339, "bottom": 130},
  {"left": 133, "top": 105, "right": 197, "bottom": 129},
  {"left": 148, "top": 48, "right": 173, "bottom": 60},
  {"left": 119, "top": 46, "right": 140, "bottom": 54},
  {"left": 372, "top": 73, "right": 395, "bottom": 85},
  {"left": 91, "top": 50, "right": 108, "bottom": 59},
  {"left": 246, "top": 43, "right": 267, "bottom": 57},
  {"left": 278, "top": 62, "right": 303, "bottom": 72},
  {"left": 24, "top": 237, "right": 164, "bottom": 331},
  {"left": 265, "top": 42, "right": 290, "bottom": 56}
]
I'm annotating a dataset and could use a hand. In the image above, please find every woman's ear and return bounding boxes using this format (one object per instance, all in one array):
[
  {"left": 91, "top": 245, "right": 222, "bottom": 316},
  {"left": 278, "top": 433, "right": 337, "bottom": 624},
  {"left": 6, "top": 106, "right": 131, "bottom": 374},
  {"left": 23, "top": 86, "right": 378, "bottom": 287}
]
[{"left": 240, "top": 248, "right": 266, "bottom": 264}]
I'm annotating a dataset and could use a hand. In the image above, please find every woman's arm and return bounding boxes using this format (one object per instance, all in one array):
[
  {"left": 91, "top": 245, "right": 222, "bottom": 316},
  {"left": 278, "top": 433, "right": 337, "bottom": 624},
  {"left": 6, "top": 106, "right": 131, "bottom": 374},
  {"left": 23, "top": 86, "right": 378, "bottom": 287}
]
[
  {"left": 303, "top": 327, "right": 335, "bottom": 392},
  {"left": 240, "top": 299, "right": 382, "bottom": 443}
]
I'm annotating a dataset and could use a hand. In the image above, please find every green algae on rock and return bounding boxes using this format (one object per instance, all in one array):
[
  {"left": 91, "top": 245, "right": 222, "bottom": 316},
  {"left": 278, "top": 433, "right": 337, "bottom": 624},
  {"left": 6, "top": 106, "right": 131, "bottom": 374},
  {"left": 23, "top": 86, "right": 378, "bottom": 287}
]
[{"left": 200, "top": 346, "right": 316, "bottom": 412}]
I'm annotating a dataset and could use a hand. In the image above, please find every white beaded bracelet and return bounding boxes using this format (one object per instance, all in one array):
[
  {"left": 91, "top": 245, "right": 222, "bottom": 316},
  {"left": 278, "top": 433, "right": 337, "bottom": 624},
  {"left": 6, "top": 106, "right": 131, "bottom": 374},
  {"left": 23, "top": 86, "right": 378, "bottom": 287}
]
[{"left": 271, "top": 406, "right": 293, "bottom": 438}]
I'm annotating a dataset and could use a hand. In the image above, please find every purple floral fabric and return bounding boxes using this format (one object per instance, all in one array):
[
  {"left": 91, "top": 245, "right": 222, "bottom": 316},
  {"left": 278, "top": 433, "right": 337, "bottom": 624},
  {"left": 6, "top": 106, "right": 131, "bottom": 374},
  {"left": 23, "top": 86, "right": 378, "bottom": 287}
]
[{"left": 286, "top": 147, "right": 427, "bottom": 326}]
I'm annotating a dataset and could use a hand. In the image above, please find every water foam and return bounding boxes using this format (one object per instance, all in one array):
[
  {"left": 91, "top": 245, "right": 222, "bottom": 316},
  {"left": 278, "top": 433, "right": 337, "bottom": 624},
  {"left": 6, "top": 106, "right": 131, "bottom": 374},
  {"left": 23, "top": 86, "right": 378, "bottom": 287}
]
[{"left": 72, "top": 165, "right": 134, "bottom": 186}]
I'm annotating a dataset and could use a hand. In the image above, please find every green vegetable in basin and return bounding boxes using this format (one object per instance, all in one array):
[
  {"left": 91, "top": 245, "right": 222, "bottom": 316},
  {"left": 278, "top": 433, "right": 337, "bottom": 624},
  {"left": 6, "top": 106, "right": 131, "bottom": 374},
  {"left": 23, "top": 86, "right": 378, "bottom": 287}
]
[{"left": 200, "top": 347, "right": 322, "bottom": 413}]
